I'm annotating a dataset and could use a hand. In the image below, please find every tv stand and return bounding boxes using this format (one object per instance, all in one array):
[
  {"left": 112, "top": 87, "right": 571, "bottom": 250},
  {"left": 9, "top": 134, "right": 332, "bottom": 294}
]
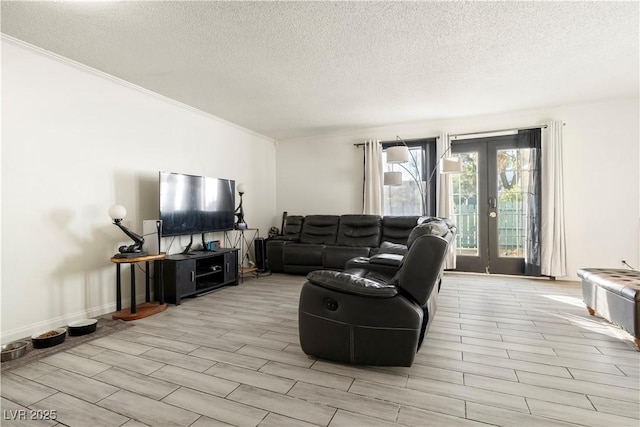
[{"left": 157, "top": 248, "right": 238, "bottom": 305}]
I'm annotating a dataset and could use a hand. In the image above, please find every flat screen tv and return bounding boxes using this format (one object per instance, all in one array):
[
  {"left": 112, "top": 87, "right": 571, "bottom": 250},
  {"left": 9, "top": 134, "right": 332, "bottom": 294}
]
[{"left": 159, "top": 171, "right": 235, "bottom": 237}]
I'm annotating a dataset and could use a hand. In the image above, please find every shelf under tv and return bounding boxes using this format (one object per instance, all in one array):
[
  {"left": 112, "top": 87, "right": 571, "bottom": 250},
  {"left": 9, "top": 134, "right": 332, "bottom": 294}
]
[{"left": 157, "top": 248, "right": 239, "bottom": 305}]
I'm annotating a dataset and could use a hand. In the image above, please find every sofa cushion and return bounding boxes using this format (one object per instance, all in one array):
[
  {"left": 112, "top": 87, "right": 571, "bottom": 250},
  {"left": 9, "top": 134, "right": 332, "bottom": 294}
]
[
  {"left": 380, "top": 216, "right": 420, "bottom": 245},
  {"left": 281, "top": 215, "right": 304, "bottom": 239},
  {"left": 418, "top": 216, "right": 457, "bottom": 236},
  {"left": 283, "top": 243, "right": 324, "bottom": 266},
  {"left": 336, "top": 215, "right": 382, "bottom": 247},
  {"left": 407, "top": 220, "right": 451, "bottom": 246},
  {"left": 299, "top": 215, "right": 340, "bottom": 245}
]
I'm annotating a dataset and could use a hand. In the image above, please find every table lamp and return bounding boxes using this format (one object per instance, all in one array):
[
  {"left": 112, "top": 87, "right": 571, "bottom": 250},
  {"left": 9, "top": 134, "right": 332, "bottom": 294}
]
[
  {"left": 109, "top": 204, "right": 147, "bottom": 258},
  {"left": 234, "top": 183, "right": 247, "bottom": 230}
]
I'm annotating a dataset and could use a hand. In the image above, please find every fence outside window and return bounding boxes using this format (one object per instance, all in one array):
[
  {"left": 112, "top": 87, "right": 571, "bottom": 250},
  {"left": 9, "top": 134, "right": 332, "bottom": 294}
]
[{"left": 455, "top": 200, "right": 526, "bottom": 258}]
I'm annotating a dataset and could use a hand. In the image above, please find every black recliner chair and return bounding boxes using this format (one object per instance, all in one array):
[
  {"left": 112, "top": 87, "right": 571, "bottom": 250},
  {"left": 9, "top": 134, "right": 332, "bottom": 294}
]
[
  {"left": 298, "top": 220, "right": 455, "bottom": 366},
  {"left": 345, "top": 217, "right": 456, "bottom": 278}
]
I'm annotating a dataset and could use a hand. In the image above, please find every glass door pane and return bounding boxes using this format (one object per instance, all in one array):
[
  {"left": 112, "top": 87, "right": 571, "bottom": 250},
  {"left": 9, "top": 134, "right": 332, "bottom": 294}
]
[
  {"left": 496, "top": 148, "right": 536, "bottom": 258},
  {"left": 487, "top": 137, "right": 540, "bottom": 276},
  {"left": 452, "top": 152, "right": 479, "bottom": 256}
]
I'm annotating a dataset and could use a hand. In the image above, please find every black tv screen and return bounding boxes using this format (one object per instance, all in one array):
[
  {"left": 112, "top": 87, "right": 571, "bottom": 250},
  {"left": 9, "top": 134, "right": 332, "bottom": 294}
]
[{"left": 159, "top": 172, "right": 235, "bottom": 236}]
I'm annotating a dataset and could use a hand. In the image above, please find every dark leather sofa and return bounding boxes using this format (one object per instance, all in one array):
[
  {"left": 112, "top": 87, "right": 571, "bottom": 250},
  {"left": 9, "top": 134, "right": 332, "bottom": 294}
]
[
  {"left": 267, "top": 214, "right": 423, "bottom": 274},
  {"left": 298, "top": 219, "right": 456, "bottom": 366}
]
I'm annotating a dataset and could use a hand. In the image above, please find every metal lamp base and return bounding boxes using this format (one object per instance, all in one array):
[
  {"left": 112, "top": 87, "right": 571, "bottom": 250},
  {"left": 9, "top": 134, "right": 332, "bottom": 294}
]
[{"left": 113, "top": 251, "right": 148, "bottom": 259}]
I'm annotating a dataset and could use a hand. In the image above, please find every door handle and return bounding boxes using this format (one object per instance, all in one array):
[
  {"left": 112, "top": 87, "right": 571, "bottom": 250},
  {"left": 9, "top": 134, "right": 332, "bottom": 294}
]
[
  {"left": 488, "top": 197, "right": 497, "bottom": 218},
  {"left": 191, "top": 271, "right": 195, "bottom": 282}
]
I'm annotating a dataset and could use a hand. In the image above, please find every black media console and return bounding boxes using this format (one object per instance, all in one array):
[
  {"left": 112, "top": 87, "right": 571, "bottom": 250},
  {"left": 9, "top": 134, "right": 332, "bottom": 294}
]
[{"left": 157, "top": 248, "right": 239, "bottom": 305}]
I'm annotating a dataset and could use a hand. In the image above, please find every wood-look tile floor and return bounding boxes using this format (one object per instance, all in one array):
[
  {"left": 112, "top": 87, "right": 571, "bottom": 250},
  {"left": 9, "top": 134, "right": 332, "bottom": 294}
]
[{"left": 2, "top": 273, "right": 639, "bottom": 426}]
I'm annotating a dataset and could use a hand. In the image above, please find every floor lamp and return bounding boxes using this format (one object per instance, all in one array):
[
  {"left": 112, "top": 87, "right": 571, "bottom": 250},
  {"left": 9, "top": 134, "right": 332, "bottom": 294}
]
[{"left": 384, "top": 135, "right": 462, "bottom": 215}]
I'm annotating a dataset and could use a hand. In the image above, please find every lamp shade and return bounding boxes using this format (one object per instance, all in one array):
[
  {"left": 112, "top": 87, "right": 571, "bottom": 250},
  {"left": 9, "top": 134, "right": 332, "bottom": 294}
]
[
  {"left": 386, "top": 146, "right": 409, "bottom": 164},
  {"left": 383, "top": 171, "right": 403, "bottom": 186},
  {"left": 237, "top": 183, "right": 246, "bottom": 194},
  {"left": 440, "top": 157, "right": 463, "bottom": 174},
  {"left": 108, "top": 204, "right": 127, "bottom": 220}
]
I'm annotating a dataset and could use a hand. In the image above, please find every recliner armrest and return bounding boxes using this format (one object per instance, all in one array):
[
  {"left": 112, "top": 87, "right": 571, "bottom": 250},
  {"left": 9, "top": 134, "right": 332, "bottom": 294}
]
[
  {"left": 378, "top": 241, "right": 408, "bottom": 255},
  {"left": 369, "top": 253, "right": 403, "bottom": 267},
  {"left": 306, "top": 270, "right": 398, "bottom": 298}
]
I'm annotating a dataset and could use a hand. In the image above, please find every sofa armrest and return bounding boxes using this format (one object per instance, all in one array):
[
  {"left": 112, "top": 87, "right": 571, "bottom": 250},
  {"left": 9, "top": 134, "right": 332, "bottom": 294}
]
[
  {"left": 369, "top": 253, "right": 403, "bottom": 267},
  {"left": 271, "top": 236, "right": 300, "bottom": 242},
  {"left": 306, "top": 270, "right": 398, "bottom": 298},
  {"left": 378, "top": 241, "right": 408, "bottom": 255}
]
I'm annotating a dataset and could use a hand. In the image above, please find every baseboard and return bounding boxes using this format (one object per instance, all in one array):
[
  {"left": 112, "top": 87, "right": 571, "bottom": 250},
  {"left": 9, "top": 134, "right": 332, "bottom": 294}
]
[{"left": 0, "top": 292, "right": 152, "bottom": 343}]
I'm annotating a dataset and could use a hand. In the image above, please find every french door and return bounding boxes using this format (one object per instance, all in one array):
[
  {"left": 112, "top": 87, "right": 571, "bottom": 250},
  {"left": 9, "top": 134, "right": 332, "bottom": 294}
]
[{"left": 451, "top": 132, "right": 541, "bottom": 276}]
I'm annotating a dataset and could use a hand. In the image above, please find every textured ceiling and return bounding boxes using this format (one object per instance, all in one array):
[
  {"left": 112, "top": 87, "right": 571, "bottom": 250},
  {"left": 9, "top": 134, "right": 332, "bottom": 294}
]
[{"left": 2, "top": 1, "right": 638, "bottom": 140}]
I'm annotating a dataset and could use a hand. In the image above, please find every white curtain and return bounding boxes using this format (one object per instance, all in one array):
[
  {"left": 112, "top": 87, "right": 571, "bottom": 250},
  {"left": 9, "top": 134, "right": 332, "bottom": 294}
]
[
  {"left": 437, "top": 132, "right": 456, "bottom": 269},
  {"left": 363, "top": 139, "right": 383, "bottom": 215},
  {"left": 541, "top": 121, "right": 567, "bottom": 277}
]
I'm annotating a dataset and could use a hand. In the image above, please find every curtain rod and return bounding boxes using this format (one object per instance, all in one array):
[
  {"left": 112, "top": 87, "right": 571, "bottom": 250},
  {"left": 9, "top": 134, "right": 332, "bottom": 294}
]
[
  {"left": 353, "top": 123, "right": 566, "bottom": 146},
  {"left": 450, "top": 123, "right": 566, "bottom": 139},
  {"left": 353, "top": 135, "right": 440, "bottom": 148}
]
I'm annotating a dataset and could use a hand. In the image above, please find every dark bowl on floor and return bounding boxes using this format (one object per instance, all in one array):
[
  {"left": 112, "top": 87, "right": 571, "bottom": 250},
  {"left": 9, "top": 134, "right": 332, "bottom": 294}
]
[
  {"left": 31, "top": 328, "right": 66, "bottom": 349},
  {"left": 1, "top": 341, "right": 28, "bottom": 362},
  {"left": 68, "top": 319, "right": 97, "bottom": 336}
]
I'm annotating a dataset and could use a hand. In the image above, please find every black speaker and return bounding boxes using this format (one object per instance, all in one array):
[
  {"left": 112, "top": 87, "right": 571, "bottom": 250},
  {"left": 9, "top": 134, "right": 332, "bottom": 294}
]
[{"left": 254, "top": 237, "right": 268, "bottom": 273}]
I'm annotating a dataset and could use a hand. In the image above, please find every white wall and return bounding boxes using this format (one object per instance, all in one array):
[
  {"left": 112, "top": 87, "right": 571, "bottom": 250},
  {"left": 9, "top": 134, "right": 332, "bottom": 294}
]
[
  {"left": 277, "top": 98, "right": 640, "bottom": 281},
  {"left": 1, "top": 38, "right": 277, "bottom": 342},
  {"left": 276, "top": 138, "right": 364, "bottom": 215}
]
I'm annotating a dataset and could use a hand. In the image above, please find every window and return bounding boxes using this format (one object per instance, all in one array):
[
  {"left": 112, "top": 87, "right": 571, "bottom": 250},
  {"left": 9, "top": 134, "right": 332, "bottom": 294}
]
[{"left": 382, "top": 138, "right": 437, "bottom": 216}]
